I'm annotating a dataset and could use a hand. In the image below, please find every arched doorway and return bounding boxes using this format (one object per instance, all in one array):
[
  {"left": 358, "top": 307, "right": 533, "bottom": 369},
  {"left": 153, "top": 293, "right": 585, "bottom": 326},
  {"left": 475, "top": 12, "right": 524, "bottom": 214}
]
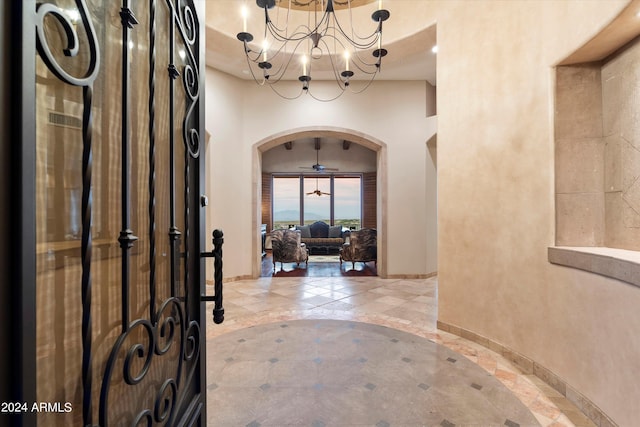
[{"left": 251, "top": 127, "right": 388, "bottom": 278}]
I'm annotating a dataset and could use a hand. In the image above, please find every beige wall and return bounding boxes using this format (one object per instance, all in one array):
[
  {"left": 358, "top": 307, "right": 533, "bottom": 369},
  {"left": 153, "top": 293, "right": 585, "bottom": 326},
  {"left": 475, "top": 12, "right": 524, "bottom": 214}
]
[
  {"left": 205, "top": 0, "right": 640, "bottom": 423},
  {"left": 433, "top": 1, "right": 640, "bottom": 426},
  {"left": 204, "top": 69, "right": 251, "bottom": 280},
  {"left": 205, "top": 71, "right": 438, "bottom": 280}
]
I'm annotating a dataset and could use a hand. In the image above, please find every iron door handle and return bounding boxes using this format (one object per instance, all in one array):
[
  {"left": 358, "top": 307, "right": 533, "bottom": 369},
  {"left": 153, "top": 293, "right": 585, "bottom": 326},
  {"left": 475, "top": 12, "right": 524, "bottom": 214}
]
[{"left": 200, "top": 229, "right": 224, "bottom": 324}]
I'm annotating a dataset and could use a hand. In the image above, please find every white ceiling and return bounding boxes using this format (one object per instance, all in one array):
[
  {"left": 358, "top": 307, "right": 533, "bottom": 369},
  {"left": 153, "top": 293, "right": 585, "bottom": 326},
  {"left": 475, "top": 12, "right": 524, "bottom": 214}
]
[{"left": 204, "top": 1, "right": 437, "bottom": 85}]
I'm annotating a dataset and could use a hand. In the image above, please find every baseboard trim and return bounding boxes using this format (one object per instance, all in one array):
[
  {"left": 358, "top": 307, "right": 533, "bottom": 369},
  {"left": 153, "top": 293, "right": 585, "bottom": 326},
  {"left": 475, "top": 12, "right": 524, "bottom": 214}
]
[
  {"left": 436, "top": 320, "right": 618, "bottom": 427},
  {"left": 206, "top": 275, "right": 254, "bottom": 285},
  {"left": 385, "top": 271, "right": 437, "bottom": 280}
]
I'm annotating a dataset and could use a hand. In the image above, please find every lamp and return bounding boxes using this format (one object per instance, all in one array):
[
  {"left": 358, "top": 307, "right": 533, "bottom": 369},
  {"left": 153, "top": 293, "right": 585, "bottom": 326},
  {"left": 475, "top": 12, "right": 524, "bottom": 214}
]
[{"left": 237, "top": 0, "right": 390, "bottom": 101}]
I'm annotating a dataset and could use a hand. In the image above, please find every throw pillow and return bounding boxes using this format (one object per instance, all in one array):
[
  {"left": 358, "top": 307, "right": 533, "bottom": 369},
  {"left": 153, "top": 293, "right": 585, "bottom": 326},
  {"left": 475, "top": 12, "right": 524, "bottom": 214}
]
[
  {"left": 329, "top": 225, "right": 342, "bottom": 238},
  {"left": 297, "top": 225, "right": 311, "bottom": 238}
]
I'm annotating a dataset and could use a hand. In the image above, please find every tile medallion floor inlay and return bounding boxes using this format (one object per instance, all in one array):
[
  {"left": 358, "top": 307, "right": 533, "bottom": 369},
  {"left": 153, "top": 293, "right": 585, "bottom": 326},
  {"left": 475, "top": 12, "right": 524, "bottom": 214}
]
[
  {"left": 205, "top": 276, "right": 593, "bottom": 427},
  {"left": 207, "top": 319, "right": 540, "bottom": 427}
]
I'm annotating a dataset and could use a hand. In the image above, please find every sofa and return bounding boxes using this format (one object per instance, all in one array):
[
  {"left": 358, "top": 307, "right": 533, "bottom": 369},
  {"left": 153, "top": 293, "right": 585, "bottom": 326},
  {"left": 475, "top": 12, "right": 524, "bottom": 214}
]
[{"left": 295, "top": 221, "right": 349, "bottom": 254}]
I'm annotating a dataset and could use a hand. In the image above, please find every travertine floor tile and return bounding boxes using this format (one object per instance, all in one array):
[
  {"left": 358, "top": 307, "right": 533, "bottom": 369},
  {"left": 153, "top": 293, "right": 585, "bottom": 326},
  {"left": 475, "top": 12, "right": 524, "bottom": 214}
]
[{"left": 206, "top": 277, "right": 587, "bottom": 427}]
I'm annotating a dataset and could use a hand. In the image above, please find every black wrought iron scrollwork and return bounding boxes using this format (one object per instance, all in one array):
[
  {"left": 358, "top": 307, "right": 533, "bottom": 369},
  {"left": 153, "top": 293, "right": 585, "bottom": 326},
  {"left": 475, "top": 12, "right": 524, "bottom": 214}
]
[
  {"left": 131, "top": 410, "right": 153, "bottom": 427},
  {"left": 177, "top": 0, "right": 197, "bottom": 45},
  {"left": 123, "top": 324, "right": 155, "bottom": 386},
  {"left": 154, "top": 379, "right": 177, "bottom": 423},
  {"left": 168, "top": 0, "right": 201, "bottom": 159},
  {"left": 182, "top": 63, "right": 200, "bottom": 158},
  {"left": 155, "top": 299, "right": 178, "bottom": 356},
  {"left": 35, "top": 0, "right": 100, "bottom": 86},
  {"left": 98, "top": 295, "right": 198, "bottom": 426},
  {"left": 35, "top": 1, "right": 100, "bottom": 425}
]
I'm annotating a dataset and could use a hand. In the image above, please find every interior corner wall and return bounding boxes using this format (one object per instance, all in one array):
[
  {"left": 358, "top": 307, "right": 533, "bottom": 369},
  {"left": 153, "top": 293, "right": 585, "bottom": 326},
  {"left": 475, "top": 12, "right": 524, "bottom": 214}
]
[
  {"left": 205, "top": 69, "right": 437, "bottom": 279},
  {"left": 434, "top": 0, "right": 639, "bottom": 425},
  {"left": 204, "top": 68, "right": 251, "bottom": 281}
]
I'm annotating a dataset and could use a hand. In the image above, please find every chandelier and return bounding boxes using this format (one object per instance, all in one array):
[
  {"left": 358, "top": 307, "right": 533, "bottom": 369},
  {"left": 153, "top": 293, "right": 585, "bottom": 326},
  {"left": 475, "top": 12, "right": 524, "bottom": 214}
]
[{"left": 237, "top": 0, "right": 390, "bottom": 101}]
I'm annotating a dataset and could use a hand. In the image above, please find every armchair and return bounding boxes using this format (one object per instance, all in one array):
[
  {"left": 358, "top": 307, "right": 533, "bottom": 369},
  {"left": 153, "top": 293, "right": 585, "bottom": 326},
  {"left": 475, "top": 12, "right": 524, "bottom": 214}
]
[
  {"left": 339, "top": 228, "right": 377, "bottom": 268},
  {"left": 270, "top": 229, "right": 309, "bottom": 272}
]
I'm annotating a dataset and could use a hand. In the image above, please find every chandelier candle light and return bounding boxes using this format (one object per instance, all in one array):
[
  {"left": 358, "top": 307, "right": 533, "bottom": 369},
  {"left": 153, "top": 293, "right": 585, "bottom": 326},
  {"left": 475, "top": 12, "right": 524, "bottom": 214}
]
[{"left": 237, "top": 0, "right": 390, "bottom": 100}]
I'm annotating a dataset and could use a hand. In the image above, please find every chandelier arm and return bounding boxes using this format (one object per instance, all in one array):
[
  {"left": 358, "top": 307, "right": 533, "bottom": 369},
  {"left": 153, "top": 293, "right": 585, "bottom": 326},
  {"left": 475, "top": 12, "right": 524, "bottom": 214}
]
[
  {"left": 245, "top": 53, "right": 271, "bottom": 86},
  {"left": 317, "top": 34, "right": 348, "bottom": 57},
  {"left": 321, "top": 2, "right": 383, "bottom": 46},
  {"left": 342, "top": 0, "right": 385, "bottom": 41},
  {"left": 316, "top": 34, "right": 377, "bottom": 71},
  {"left": 268, "top": 82, "right": 305, "bottom": 100},
  {"left": 264, "top": 6, "right": 331, "bottom": 41},
  {"left": 346, "top": 68, "right": 378, "bottom": 94},
  {"left": 351, "top": 53, "right": 380, "bottom": 73},
  {"left": 267, "top": 25, "right": 317, "bottom": 43},
  {"left": 331, "top": 15, "right": 381, "bottom": 48},
  {"left": 317, "top": 37, "right": 352, "bottom": 86},
  {"left": 242, "top": 40, "right": 267, "bottom": 64},
  {"left": 317, "top": 32, "right": 373, "bottom": 55},
  {"left": 307, "top": 87, "right": 347, "bottom": 102},
  {"left": 265, "top": 36, "right": 310, "bottom": 82},
  {"left": 314, "top": 35, "right": 378, "bottom": 79},
  {"left": 350, "top": 36, "right": 384, "bottom": 67},
  {"left": 247, "top": 50, "right": 266, "bottom": 64}
]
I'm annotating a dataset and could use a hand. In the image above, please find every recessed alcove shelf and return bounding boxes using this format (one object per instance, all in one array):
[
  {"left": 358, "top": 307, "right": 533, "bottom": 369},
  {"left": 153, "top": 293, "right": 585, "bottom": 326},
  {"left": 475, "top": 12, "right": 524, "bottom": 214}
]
[
  {"left": 552, "top": 10, "right": 640, "bottom": 286},
  {"left": 549, "top": 246, "right": 640, "bottom": 288}
]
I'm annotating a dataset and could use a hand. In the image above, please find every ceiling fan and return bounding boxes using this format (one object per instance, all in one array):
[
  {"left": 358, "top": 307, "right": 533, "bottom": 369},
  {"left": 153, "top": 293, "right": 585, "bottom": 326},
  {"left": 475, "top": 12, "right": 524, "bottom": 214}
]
[
  {"left": 306, "top": 177, "right": 331, "bottom": 197},
  {"left": 299, "top": 139, "right": 339, "bottom": 173}
]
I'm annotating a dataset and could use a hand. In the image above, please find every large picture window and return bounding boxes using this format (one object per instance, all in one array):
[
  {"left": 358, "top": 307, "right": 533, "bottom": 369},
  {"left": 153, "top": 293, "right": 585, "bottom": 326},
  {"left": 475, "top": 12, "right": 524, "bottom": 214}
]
[
  {"left": 272, "top": 174, "right": 362, "bottom": 229},
  {"left": 303, "top": 176, "right": 331, "bottom": 224},
  {"left": 272, "top": 176, "right": 301, "bottom": 229},
  {"left": 333, "top": 176, "right": 362, "bottom": 229}
]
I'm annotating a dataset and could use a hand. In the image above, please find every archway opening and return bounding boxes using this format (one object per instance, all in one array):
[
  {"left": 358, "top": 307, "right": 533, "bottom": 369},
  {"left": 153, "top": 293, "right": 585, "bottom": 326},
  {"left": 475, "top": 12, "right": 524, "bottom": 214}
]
[{"left": 251, "top": 127, "right": 388, "bottom": 278}]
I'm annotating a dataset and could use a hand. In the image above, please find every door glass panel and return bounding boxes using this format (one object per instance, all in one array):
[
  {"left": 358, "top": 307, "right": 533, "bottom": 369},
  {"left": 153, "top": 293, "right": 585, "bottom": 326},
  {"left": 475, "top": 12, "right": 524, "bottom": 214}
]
[
  {"left": 35, "top": 1, "right": 108, "bottom": 424},
  {"left": 34, "top": 1, "right": 203, "bottom": 425}
]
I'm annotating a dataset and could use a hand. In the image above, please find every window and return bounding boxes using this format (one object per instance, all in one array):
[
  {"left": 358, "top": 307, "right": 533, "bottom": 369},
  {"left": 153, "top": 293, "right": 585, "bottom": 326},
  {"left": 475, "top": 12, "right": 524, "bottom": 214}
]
[
  {"left": 272, "top": 176, "right": 300, "bottom": 229},
  {"left": 303, "top": 176, "right": 331, "bottom": 224},
  {"left": 333, "top": 176, "right": 362, "bottom": 229},
  {"left": 272, "top": 174, "right": 362, "bottom": 229}
]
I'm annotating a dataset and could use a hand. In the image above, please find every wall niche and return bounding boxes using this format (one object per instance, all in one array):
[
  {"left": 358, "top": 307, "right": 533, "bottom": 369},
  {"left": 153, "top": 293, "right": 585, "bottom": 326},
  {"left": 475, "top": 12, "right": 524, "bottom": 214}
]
[{"left": 555, "top": 38, "right": 640, "bottom": 251}]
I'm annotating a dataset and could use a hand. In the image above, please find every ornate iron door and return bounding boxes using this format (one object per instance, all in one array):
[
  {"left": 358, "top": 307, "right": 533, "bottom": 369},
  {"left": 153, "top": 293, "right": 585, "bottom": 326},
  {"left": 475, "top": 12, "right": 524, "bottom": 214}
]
[{"left": 28, "top": 0, "right": 214, "bottom": 425}]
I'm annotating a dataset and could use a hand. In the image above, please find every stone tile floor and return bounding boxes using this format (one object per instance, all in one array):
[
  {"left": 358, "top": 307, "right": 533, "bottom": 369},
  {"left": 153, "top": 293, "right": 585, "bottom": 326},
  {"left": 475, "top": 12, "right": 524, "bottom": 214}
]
[{"left": 205, "top": 276, "right": 595, "bottom": 427}]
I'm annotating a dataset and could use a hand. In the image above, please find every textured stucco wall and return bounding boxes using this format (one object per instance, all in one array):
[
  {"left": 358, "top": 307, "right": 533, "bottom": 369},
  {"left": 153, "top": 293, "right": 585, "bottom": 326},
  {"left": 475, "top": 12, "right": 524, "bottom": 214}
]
[{"left": 433, "top": 1, "right": 640, "bottom": 425}]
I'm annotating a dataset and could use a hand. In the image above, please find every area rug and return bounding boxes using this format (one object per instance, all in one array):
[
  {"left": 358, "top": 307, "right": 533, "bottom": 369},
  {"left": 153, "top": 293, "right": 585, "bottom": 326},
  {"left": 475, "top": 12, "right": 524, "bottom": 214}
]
[
  {"left": 206, "top": 319, "right": 541, "bottom": 427},
  {"left": 308, "top": 255, "right": 341, "bottom": 263}
]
